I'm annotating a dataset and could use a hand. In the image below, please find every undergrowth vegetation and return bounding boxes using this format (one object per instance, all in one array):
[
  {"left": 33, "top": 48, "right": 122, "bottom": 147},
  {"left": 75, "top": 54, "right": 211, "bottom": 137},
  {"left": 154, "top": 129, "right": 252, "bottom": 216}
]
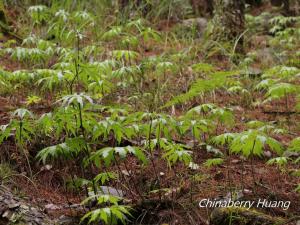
[{"left": 0, "top": 0, "right": 299, "bottom": 224}]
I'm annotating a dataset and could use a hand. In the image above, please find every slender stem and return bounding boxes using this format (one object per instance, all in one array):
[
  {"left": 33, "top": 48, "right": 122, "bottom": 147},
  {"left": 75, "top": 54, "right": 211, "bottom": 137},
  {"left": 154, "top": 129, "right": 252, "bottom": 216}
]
[
  {"left": 250, "top": 140, "right": 257, "bottom": 193},
  {"left": 192, "top": 126, "right": 196, "bottom": 150},
  {"left": 148, "top": 118, "right": 161, "bottom": 200},
  {"left": 77, "top": 103, "right": 97, "bottom": 196},
  {"left": 240, "top": 158, "right": 245, "bottom": 191},
  {"left": 19, "top": 121, "right": 33, "bottom": 178},
  {"left": 226, "top": 148, "right": 233, "bottom": 198}
]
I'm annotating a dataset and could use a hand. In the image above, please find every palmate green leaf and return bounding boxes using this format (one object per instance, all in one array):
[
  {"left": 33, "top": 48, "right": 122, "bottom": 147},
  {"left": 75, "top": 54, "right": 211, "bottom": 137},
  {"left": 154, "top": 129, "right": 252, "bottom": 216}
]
[
  {"left": 0, "top": 124, "right": 12, "bottom": 144},
  {"left": 111, "top": 50, "right": 139, "bottom": 62},
  {"left": 14, "top": 120, "right": 34, "bottom": 144},
  {"left": 144, "top": 138, "right": 170, "bottom": 151},
  {"left": 73, "top": 11, "right": 95, "bottom": 27},
  {"left": 94, "top": 172, "right": 118, "bottom": 185},
  {"left": 58, "top": 93, "right": 93, "bottom": 108},
  {"left": 267, "top": 157, "right": 289, "bottom": 167},
  {"left": 180, "top": 119, "right": 210, "bottom": 141},
  {"left": 22, "top": 34, "right": 38, "bottom": 46},
  {"left": 151, "top": 115, "right": 176, "bottom": 140},
  {"left": 163, "top": 143, "right": 193, "bottom": 166},
  {"left": 110, "top": 123, "right": 123, "bottom": 144},
  {"left": 112, "top": 66, "right": 141, "bottom": 79},
  {"left": 255, "top": 79, "right": 276, "bottom": 91},
  {"left": 246, "top": 120, "right": 266, "bottom": 129},
  {"left": 227, "top": 85, "right": 243, "bottom": 93},
  {"left": 27, "top": 5, "right": 49, "bottom": 24},
  {"left": 265, "top": 137, "right": 283, "bottom": 155},
  {"left": 265, "top": 83, "right": 297, "bottom": 101},
  {"left": 191, "top": 63, "right": 215, "bottom": 74},
  {"left": 211, "top": 133, "right": 236, "bottom": 146},
  {"left": 36, "top": 143, "right": 70, "bottom": 164},
  {"left": 288, "top": 137, "right": 300, "bottom": 152},
  {"left": 12, "top": 108, "right": 33, "bottom": 120},
  {"left": 156, "top": 62, "right": 176, "bottom": 73},
  {"left": 210, "top": 107, "right": 234, "bottom": 126},
  {"left": 72, "top": 178, "right": 92, "bottom": 190},
  {"left": 36, "top": 70, "right": 69, "bottom": 91},
  {"left": 186, "top": 103, "right": 216, "bottom": 115},
  {"left": 230, "top": 130, "right": 283, "bottom": 158},
  {"left": 53, "top": 107, "right": 77, "bottom": 136},
  {"left": 164, "top": 70, "right": 239, "bottom": 107},
  {"left": 5, "top": 47, "right": 53, "bottom": 63},
  {"left": 82, "top": 194, "right": 121, "bottom": 206},
  {"left": 121, "top": 36, "right": 139, "bottom": 48},
  {"left": 126, "top": 18, "right": 144, "bottom": 31},
  {"left": 203, "top": 158, "right": 224, "bottom": 168},
  {"left": 36, "top": 137, "right": 84, "bottom": 164},
  {"left": 102, "top": 26, "right": 123, "bottom": 41},
  {"left": 89, "top": 146, "right": 147, "bottom": 167},
  {"left": 141, "top": 27, "right": 161, "bottom": 43},
  {"left": 81, "top": 205, "right": 131, "bottom": 225},
  {"left": 246, "top": 120, "right": 287, "bottom": 135},
  {"left": 262, "top": 66, "right": 300, "bottom": 79},
  {"left": 88, "top": 79, "right": 113, "bottom": 96}
]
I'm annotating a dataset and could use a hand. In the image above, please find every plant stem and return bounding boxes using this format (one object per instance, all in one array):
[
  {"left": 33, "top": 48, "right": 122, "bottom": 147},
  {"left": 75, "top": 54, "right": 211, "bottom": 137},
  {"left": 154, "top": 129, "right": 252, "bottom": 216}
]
[
  {"left": 250, "top": 140, "right": 257, "bottom": 193},
  {"left": 148, "top": 118, "right": 161, "bottom": 200},
  {"left": 19, "top": 121, "right": 33, "bottom": 178}
]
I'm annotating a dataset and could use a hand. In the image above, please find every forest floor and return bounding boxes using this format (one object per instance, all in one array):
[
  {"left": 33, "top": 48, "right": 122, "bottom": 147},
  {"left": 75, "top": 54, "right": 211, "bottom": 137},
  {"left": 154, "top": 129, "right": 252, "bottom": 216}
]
[{"left": 0, "top": 2, "right": 300, "bottom": 225}]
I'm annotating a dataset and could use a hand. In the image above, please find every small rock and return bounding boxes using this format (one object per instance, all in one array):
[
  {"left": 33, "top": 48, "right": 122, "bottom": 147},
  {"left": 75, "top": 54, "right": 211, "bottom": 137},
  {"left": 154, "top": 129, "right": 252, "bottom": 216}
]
[
  {"left": 121, "top": 170, "right": 130, "bottom": 176},
  {"left": 41, "top": 164, "right": 52, "bottom": 171},
  {"left": 100, "top": 186, "right": 124, "bottom": 198},
  {"left": 263, "top": 151, "right": 272, "bottom": 158},
  {"left": 8, "top": 202, "right": 20, "bottom": 209},
  {"left": 45, "top": 203, "right": 61, "bottom": 210},
  {"left": 57, "top": 215, "right": 81, "bottom": 225},
  {"left": 88, "top": 186, "right": 124, "bottom": 198},
  {"left": 159, "top": 172, "right": 165, "bottom": 176},
  {"left": 231, "top": 159, "right": 241, "bottom": 164}
]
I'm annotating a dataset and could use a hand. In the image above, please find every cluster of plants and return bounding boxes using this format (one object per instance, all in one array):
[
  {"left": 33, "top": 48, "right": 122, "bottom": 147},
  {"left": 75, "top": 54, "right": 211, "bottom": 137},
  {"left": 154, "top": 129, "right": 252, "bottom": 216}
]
[{"left": 0, "top": 1, "right": 299, "bottom": 224}]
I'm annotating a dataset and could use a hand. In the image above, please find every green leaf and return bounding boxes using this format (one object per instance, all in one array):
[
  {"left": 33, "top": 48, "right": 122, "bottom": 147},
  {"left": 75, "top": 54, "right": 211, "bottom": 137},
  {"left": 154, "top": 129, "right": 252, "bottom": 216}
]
[
  {"left": 267, "top": 157, "right": 289, "bottom": 167},
  {"left": 203, "top": 158, "right": 224, "bottom": 168},
  {"left": 288, "top": 137, "right": 300, "bottom": 152}
]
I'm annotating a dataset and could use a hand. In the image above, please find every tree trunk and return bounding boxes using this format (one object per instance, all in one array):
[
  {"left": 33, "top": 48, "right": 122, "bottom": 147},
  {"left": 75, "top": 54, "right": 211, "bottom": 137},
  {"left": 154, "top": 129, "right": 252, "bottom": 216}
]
[{"left": 211, "top": 0, "right": 245, "bottom": 53}]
